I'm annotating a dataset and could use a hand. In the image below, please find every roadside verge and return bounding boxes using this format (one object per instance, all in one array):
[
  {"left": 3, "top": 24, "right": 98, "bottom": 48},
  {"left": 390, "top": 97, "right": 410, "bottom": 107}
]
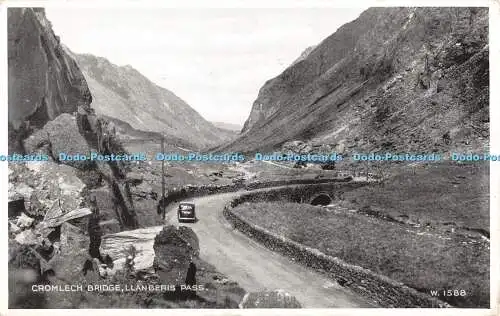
[{"left": 223, "top": 188, "right": 452, "bottom": 308}]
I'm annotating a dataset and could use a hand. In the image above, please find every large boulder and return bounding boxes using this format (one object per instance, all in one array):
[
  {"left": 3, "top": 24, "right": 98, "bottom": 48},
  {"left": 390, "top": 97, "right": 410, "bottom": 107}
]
[
  {"left": 153, "top": 225, "right": 200, "bottom": 284},
  {"left": 239, "top": 290, "right": 302, "bottom": 308},
  {"left": 100, "top": 226, "right": 163, "bottom": 271},
  {"left": 24, "top": 113, "right": 92, "bottom": 169}
]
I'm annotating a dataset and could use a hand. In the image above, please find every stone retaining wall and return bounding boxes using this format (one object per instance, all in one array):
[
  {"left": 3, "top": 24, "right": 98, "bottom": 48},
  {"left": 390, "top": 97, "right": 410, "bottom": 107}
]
[
  {"left": 232, "top": 181, "right": 363, "bottom": 205},
  {"left": 161, "top": 176, "right": 354, "bottom": 209},
  {"left": 223, "top": 188, "right": 451, "bottom": 308}
]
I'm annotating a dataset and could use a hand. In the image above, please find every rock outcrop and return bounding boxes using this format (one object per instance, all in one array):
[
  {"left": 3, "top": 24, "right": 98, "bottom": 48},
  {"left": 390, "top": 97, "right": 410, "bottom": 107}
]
[
  {"left": 8, "top": 8, "right": 91, "bottom": 152},
  {"left": 8, "top": 161, "right": 88, "bottom": 221},
  {"left": 222, "top": 7, "right": 489, "bottom": 155},
  {"left": 24, "top": 113, "right": 93, "bottom": 169},
  {"left": 8, "top": 8, "right": 143, "bottom": 309},
  {"left": 153, "top": 226, "right": 200, "bottom": 284}
]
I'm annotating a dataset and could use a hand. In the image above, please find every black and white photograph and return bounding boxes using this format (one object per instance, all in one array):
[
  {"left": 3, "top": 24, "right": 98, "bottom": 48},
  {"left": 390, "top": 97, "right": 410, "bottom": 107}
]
[{"left": 2, "top": 0, "right": 497, "bottom": 312}]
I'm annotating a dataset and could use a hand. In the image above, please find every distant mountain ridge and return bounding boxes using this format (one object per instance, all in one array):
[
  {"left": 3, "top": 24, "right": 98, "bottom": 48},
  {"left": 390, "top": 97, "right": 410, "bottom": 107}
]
[
  {"left": 74, "top": 53, "right": 232, "bottom": 149},
  {"left": 211, "top": 121, "right": 243, "bottom": 132}
]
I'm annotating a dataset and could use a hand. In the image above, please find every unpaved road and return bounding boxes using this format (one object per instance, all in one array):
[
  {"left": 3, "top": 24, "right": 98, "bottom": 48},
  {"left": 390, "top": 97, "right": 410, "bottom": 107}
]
[{"left": 163, "top": 191, "right": 375, "bottom": 308}]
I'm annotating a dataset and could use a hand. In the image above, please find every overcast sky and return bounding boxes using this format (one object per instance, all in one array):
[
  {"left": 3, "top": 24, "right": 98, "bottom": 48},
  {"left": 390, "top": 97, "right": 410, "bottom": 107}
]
[{"left": 46, "top": 8, "right": 365, "bottom": 125}]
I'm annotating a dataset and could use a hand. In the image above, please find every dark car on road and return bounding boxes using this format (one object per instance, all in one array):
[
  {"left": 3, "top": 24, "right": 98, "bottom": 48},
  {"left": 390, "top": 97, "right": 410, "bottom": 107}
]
[{"left": 178, "top": 202, "right": 196, "bottom": 222}]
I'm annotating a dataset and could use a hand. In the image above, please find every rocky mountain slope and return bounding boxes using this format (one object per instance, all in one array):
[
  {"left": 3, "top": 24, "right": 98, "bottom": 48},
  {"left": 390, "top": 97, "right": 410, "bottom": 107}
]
[
  {"left": 224, "top": 7, "right": 489, "bottom": 155},
  {"left": 74, "top": 53, "right": 231, "bottom": 149},
  {"left": 8, "top": 7, "right": 141, "bottom": 232},
  {"left": 290, "top": 45, "right": 317, "bottom": 66},
  {"left": 8, "top": 8, "right": 92, "bottom": 153}
]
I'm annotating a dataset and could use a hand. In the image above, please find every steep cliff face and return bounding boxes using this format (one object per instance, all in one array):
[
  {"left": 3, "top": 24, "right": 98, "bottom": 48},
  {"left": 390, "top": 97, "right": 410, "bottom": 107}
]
[
  {"left": 8, "top": 8, "right": 140, "bottom": 232},
  {"left": 74, "top": 53, "right": 232, "bottom": 149},
  {"left": 8, "top": 8, "right": 92, "bottom": 133},
  {"left": 230, "top": 7, "right": 489, "bottom": 154}
]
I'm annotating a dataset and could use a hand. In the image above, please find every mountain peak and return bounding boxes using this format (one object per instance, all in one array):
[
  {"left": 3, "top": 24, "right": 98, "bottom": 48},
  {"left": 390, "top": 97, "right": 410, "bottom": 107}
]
[{"left": 74, "top": 53, "right": 233, "bottom": 149}]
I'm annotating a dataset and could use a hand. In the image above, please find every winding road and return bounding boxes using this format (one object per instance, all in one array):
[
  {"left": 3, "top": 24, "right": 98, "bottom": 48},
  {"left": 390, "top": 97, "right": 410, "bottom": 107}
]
[
  {"left": 163, "top": 191, "right": 374, "bottom": 308},
  {"left": 102, "top": 187, "right": 375, "bottom": 307}
]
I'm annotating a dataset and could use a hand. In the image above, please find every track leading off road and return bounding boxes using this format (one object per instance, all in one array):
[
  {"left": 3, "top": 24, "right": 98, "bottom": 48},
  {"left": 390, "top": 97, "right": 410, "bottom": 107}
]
[{"left": 164, "top": 191, "right": 374, "bottom": 308}]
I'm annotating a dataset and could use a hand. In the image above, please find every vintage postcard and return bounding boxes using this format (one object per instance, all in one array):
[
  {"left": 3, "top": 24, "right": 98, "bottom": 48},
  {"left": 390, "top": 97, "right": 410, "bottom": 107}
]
[{"left": 1, "top": 0, "right": 498, "bottom": 315}]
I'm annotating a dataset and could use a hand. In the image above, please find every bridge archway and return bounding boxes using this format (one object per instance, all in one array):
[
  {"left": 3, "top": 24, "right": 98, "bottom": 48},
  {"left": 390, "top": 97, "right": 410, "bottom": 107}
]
[{"left": 310, "top": 193, "right": 333, "bottom": 206}]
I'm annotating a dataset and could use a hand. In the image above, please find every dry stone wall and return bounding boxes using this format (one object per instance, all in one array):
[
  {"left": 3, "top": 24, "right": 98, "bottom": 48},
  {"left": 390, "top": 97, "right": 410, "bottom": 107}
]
[{"left": 223, "top": 187, "right": 451, "bottom": 308}]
